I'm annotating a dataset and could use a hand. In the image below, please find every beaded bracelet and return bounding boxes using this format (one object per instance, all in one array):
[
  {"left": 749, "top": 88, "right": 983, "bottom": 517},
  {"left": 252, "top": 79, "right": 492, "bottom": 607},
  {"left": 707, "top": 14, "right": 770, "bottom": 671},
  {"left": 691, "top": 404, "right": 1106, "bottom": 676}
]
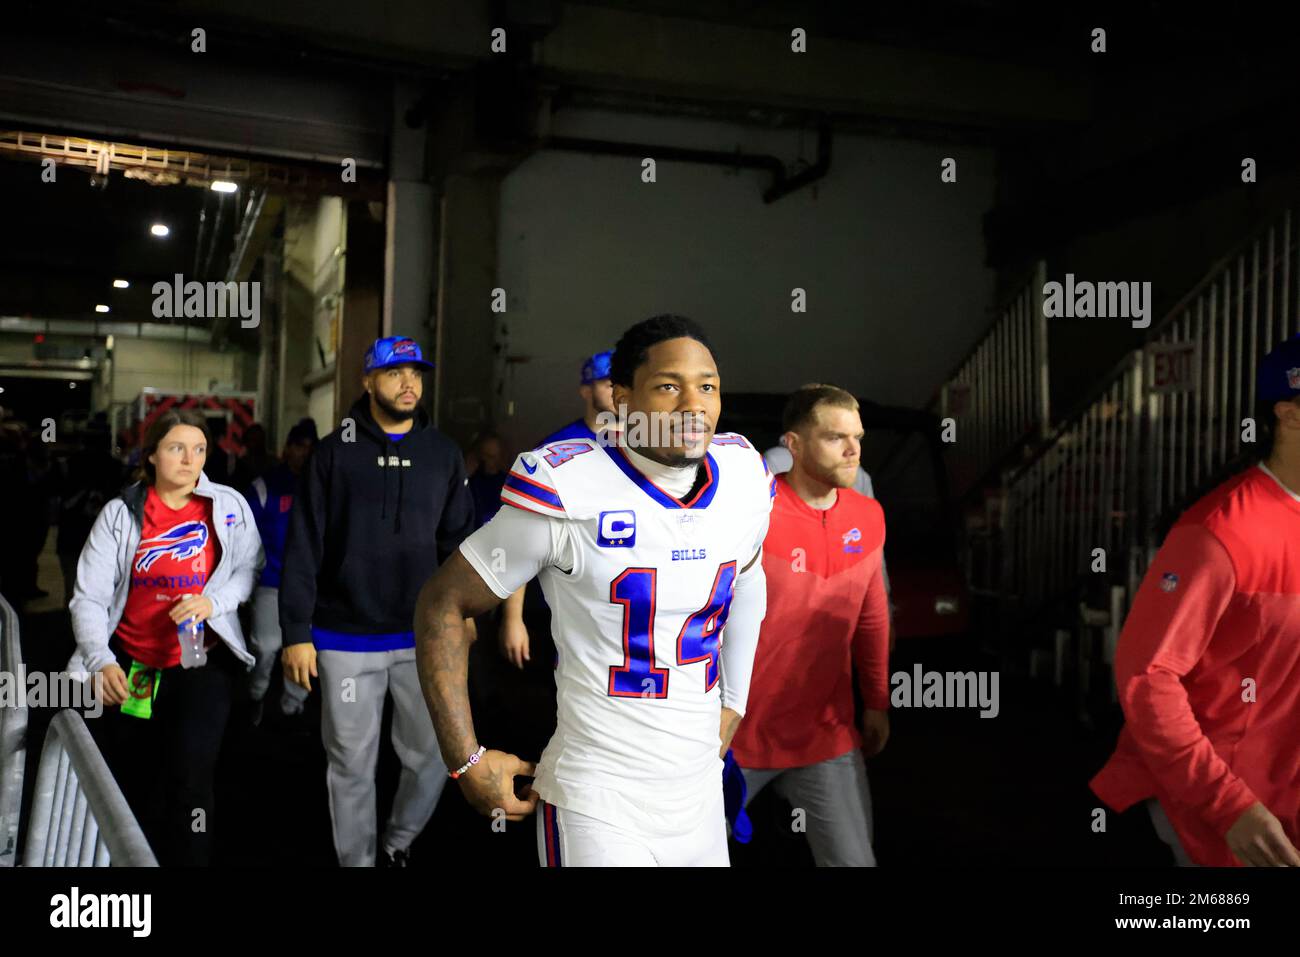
[{"left": 450, "top": 745, "right": 486, "bottom": 779}]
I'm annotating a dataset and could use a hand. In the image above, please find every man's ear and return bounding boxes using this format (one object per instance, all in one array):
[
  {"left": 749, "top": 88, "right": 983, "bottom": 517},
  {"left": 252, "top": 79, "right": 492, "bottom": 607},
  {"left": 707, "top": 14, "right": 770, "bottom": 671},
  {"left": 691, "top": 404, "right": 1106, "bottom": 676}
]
[
  {"left": 612, "top": 383, "right": 630, "bottom": 408},
  {"left": 783, "top": 430, "right": 800, "bottom": 458}
]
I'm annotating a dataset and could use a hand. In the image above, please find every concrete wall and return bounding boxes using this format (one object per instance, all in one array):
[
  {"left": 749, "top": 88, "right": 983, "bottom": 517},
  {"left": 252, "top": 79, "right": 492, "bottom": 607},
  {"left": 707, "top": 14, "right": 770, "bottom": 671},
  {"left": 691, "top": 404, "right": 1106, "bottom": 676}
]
[
  {"left": 110, "top": 337, "right": 242, "bottom": 405},
  {"left": 495, "top": 108, "right": 997, "bottom": 450},
  {"left": 282, "top": 197, "right": 348, "bottom": 436}
]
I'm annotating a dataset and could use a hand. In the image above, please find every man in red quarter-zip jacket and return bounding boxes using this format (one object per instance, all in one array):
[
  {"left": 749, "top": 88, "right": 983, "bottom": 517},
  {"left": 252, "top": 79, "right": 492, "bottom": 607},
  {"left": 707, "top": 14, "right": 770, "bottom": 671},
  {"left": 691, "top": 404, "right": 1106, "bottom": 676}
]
[
  {"left": 730, "top": 384, "right": 891, "bottom": 866},
  {"left": 1091, "top": 334, "right": 1300, "bottom": 868}
]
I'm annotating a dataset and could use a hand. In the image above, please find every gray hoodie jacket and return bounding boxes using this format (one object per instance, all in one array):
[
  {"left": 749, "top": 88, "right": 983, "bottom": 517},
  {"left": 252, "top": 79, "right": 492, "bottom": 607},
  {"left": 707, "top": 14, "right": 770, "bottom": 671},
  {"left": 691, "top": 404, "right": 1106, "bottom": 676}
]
[{"left": 67, "top": 472, "right": 262, "bottom": 677}]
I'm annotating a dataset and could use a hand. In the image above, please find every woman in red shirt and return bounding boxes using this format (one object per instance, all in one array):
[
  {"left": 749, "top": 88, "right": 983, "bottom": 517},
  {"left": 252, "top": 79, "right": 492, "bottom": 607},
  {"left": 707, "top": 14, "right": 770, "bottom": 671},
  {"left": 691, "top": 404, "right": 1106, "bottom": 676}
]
[{"left": 71, "top": 409, "right": 263, "bottom": 865}]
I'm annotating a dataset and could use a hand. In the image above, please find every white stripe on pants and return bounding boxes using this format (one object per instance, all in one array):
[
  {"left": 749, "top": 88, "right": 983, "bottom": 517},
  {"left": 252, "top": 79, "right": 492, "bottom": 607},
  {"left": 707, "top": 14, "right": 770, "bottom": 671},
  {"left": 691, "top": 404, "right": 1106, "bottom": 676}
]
[
  {"left": 317, "top": 647, "right": 447, "bottom": 866},
  {"left": 741, "top": 749, "right": 876, "bottom": 866},
  {"left": 248, "top": 586, "right": 310, "bottom": 711}
]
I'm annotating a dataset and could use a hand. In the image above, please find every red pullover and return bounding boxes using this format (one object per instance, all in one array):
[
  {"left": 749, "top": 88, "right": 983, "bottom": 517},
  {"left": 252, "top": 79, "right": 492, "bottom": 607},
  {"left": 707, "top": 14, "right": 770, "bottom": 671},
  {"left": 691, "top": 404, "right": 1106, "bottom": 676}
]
[
  {"left": 730, "top": 473, "right": 890, "bottom": 769},
  {"left": 1091, "top": 464, "right": 1300, "bottom": 866}
]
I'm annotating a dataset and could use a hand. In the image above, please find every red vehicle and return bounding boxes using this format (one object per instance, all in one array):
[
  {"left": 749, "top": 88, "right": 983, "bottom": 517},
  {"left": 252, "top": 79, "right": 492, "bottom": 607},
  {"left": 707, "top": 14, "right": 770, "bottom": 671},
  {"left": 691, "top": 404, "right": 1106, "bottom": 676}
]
[
  {"left": 126, "top": 390, "right": 258, "bottom": 455},
  {"left": 721, "top": 394, "right": 970, "bottom": 640}
]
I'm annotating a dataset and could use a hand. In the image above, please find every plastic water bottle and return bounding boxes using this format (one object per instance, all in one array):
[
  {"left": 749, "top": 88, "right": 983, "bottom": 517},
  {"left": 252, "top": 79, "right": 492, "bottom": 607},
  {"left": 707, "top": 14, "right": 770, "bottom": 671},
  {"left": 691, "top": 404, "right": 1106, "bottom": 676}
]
[{"left": 178, "top": 611, "right": 207, "bottom": 669}]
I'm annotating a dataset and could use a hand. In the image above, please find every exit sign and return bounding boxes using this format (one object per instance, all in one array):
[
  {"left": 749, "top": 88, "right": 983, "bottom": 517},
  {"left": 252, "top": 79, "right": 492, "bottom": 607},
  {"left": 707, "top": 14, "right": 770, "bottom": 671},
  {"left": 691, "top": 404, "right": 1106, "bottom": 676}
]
[{"left": 1146, "top": 341, "right": 1199, "bottom": 395}]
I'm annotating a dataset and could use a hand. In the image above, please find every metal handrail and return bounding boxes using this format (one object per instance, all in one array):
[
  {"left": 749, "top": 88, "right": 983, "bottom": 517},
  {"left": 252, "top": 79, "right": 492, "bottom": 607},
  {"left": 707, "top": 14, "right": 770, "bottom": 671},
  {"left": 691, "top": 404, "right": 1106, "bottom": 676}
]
[
  {"left": 935, "top": 260, "right": 1050, "bottom": 500},
  {"left": 997, "top": 205, "right": 1300, "bottom": 632},
  {"left": 0, "top": 591, "right": 25, "bottom": 867},
  {"left": 23, "top": 710, "right": 157, "bottom": 867}
]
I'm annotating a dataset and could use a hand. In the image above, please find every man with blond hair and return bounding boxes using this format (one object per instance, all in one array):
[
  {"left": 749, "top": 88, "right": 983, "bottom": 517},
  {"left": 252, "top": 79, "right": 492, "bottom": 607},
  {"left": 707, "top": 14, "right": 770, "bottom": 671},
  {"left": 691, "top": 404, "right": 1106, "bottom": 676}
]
[{"left": 730, "top": 384, "right": 891, "bottom": 867}]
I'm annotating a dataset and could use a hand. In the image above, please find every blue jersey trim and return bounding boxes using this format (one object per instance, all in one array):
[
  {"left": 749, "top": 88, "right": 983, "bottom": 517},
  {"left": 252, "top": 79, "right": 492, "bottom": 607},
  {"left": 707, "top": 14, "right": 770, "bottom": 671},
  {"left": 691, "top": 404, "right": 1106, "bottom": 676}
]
[
  {"left": 601, "top": 442, "right": 720, "bottom": 510},
  {"left": 504, "top": 472, "right": 565, "bottom": 510},
  {"left": 311, "top": 627, "right": 416, "bottom": 652},
  {"left": 539, "top": 419, "right": 597, "bottom": 446}
]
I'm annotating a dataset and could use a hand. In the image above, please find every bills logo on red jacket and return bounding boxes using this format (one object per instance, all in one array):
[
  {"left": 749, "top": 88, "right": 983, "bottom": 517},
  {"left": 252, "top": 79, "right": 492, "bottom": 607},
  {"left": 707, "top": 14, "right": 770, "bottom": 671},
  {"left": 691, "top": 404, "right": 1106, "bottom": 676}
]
[
  {"left": 1159, "top": 572, "right": 1179, "bottom": 592},
  {"left": 135, "top": 521, "right": 209, "bottom": 572}
]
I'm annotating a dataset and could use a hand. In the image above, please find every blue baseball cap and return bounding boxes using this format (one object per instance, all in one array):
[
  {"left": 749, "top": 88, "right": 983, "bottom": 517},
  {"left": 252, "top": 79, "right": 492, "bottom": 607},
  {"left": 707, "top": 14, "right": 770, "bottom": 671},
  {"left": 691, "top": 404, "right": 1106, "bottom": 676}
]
[
  {"left": 1256, "top": 334, "right": 1300, "bottom": 402},
  {"left": 365, "top": 336, "right": 433, "bottom": 373},
  {"left": 581, "top": 350, "right": 612, "bottom": 385}
]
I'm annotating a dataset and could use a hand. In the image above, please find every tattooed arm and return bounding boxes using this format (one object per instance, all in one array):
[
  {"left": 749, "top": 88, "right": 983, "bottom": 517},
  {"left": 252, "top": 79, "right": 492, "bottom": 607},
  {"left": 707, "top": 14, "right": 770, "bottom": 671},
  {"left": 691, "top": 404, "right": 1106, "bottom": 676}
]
[
  {"left": 415, "top": 553, "right": 537, "bottom": 820},
  {"left": 415, "top": 504, "right": 566, "bottom": 821}
]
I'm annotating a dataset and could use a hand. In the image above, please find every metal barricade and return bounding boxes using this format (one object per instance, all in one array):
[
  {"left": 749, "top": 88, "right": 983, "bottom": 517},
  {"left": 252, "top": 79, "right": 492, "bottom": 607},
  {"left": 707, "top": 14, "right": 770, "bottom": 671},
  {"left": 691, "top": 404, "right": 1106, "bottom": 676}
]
[
  {"left": 23, "top": 709, "right": 157, "bottom": 867},
  {"left": 0, "top": 591, "right": 25, "bottom": 867},
  {"left": 938, "top": 260, "right": 1049, "bottom": 498}
]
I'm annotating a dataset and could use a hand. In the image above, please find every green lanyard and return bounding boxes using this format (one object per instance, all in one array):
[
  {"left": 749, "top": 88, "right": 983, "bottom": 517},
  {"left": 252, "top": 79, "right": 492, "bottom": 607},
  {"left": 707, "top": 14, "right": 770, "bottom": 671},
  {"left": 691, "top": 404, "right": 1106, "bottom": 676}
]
[{"left": 120, "top": 660, "right": 161, "bottom": 720}]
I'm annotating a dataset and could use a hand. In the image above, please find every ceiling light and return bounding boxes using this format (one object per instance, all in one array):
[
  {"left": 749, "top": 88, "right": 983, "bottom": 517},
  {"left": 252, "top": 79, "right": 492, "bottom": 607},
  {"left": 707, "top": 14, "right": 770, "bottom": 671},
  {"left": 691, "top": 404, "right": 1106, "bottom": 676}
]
[
  {"left": 113, "top": 279, "right": 129, "bottom": 289},
  {"left": 150, "top": 223, "right": 170, "bottom": 237},
  {"left": 211, "top": 180, "right": 238, "bottom": 193},
  {"left": 95, "top": 304, "right": 110, "bottom": 313}
]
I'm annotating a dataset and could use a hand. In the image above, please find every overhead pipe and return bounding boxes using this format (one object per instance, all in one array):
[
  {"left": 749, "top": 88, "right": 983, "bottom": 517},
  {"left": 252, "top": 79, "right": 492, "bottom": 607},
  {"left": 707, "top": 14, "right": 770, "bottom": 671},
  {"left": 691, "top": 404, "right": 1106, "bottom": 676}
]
[{"left": 540, "top": 123, "right": 831, "bottom": 204}]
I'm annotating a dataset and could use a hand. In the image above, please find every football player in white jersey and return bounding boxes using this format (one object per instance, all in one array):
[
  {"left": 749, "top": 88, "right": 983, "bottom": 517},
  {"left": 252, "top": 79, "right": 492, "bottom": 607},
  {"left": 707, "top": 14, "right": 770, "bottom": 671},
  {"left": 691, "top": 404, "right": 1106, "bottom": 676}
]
[{"left": 415, "top": 314, "right": 773, "bottom": 866}]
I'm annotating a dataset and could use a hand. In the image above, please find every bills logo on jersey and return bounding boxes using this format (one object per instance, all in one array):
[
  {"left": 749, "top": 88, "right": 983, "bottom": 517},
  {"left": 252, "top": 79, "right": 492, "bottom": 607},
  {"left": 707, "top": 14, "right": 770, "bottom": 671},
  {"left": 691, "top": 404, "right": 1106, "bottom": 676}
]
[
  {"left": 135, "top": 521, "right": 209, "bottom": 572},
  {"left": 597, "top": 510, "right": 636, "bottom": 547},
  {"left": 842, "top": 526, "right": 863, "bottom": 554},
  {"left": 1159, "top": 572, "right": 1179, "bottom": 593}
]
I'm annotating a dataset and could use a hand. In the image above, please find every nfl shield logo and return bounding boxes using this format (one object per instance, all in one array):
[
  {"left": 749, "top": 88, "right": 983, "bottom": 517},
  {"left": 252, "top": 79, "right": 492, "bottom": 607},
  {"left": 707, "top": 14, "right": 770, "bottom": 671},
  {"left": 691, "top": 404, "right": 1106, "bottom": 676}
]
[
  {"left": 678, "top": 513, "right": 698, "bottom": 538},
  {"left": 1159, "top": 572, "right": 1178, "bottom": 593},
  {"left": 1288, "top": 367, "right": 1300, "bottom": 389}
]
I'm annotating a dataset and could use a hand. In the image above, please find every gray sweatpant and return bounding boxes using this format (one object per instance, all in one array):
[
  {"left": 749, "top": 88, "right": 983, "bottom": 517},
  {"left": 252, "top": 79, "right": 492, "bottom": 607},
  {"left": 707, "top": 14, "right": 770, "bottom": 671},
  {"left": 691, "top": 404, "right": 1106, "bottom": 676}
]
[
  {"left": 1147, "top": 798, "right": 1194, "bottom": 866},
  {"left": 741, "top": 749, "right": 876, "bottom": 866},
  {"left": 248, "top": 586, "right": 310, "bottom": 713},
  {"left": 317, "top": 647, "right": 448, "bottom": 866}
]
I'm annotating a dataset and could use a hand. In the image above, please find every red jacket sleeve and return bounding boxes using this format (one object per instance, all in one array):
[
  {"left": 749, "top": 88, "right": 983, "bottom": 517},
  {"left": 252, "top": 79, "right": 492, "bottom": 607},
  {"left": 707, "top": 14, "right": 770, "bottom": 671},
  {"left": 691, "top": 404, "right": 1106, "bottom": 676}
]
[
  {"left": 852, "top": 557, "right": 891, "bottom": 711},
  {"left": 1113, "top": 524, "right": 1258, "bottom": 835}
]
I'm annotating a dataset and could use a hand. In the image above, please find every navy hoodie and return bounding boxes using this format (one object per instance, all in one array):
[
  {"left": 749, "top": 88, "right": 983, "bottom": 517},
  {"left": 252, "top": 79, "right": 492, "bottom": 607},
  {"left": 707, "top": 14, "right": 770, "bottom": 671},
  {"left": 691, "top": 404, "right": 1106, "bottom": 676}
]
[{"left": 279, "top": 395, "right": 474, "bottom": 652}]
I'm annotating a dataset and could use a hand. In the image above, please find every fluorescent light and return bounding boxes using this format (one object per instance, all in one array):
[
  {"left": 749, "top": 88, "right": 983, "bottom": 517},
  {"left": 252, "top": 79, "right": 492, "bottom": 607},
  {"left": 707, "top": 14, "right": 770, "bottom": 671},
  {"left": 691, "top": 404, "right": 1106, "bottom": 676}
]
[
  {"left": 95, "top": 304, "right": 110, "bottom": 313},
  {"left": 211, "top": 180, "right": 238, "bottom": 193},
  {"left": 150, "top": 223, "right": 170, "bottom": 237},
  {"left": 113, "top": 279, "right": 129, "bottom": 289}
]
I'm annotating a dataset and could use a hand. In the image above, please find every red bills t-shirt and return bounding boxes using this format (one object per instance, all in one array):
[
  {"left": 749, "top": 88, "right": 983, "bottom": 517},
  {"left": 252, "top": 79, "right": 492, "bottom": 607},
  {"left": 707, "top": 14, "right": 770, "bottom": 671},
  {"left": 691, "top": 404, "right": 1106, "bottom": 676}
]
[
  {"left": 115, "top": 488, "right": 221, "bottom": 669},
  {"left": 1091, "top": 464, "right": 1300, "bottom": 866},
  {"left": 730, "top": 473, "right": 891, "bottom": 769}
]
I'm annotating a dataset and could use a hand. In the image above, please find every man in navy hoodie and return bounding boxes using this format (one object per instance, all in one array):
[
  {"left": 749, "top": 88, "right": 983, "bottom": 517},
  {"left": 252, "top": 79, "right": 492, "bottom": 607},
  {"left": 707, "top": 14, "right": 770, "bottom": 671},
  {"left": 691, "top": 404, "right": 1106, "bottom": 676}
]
[
  {"left": 244, "top": 417, "right": 317, "bottom": 724},
  {"left": 279, "top": 336, "right": 475, "bottom": 867}
]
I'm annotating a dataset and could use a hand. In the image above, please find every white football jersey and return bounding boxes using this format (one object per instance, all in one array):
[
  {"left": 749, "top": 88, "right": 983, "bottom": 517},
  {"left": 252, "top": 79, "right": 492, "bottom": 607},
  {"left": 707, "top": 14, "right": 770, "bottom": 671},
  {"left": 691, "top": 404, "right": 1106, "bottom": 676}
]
[{"left": 461, "top": 433, "right": 774, "bottom": 834}]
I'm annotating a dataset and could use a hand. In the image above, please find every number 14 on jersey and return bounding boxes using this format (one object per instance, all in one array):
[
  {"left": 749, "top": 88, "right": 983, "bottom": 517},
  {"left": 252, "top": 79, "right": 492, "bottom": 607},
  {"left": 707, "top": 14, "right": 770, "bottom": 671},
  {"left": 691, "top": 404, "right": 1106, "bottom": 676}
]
[{"left": 607, "top": 562, "right": 738, "bottom": 699}]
